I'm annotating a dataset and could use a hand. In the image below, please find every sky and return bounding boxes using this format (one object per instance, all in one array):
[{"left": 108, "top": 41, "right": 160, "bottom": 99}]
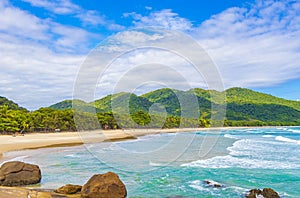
[{"left": 0, "top": 0, "right": 300, "bottom": 110}]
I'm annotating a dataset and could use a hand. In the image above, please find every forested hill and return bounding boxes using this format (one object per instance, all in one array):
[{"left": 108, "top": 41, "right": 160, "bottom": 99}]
[
  {"left": 225, "top": 87, "right": 300, "bottom": 111},
  {"left": 0, "top": 96, "right": 27, "bottom": 111},
  {"left": 0, "top": 87, "right": 300, "bottom": 134},
  {"left": 51, "top": 87, "right": 300, "bottom": 126}
]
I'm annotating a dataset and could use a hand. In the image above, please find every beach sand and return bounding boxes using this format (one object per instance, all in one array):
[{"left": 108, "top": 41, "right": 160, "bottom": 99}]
[{"left": 0, "top": 127, "right": 254, "bottom": 160}]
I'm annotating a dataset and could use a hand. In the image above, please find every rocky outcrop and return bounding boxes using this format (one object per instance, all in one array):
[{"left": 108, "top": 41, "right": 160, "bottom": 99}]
[
  {"left": 204, "top": 180, "right": 223, "bottom": 188},
  {"left": 55, "top": 184, "right": 82, "bottom": 194},
  {"left": 246, "top": 188, "right": 280, "bottom": 198},
  {"left": 81, "top": 172, "right": 127, "bottom": 198},
  {"left": 0, "top": 161, "right": 41, "bottom": 186}
]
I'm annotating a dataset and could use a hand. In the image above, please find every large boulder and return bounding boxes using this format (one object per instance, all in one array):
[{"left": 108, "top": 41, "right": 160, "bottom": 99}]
[
  {"left": 0, "top": 161, "right": 41, "bottom": 186},
  {"left": 81, "top": 172, "right": 127, "bottom": 198},
  {"left": 246, "top": 188, "right": 280, "bottom": 198},
  {"left": 55, "top": 184, "right": 82, "bottom": 194}
]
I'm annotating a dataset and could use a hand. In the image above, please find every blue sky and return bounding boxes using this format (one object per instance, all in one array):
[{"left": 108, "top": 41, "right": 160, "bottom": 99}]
[{"left": 0, "top": 0, "right": 300, "bottom": 109}]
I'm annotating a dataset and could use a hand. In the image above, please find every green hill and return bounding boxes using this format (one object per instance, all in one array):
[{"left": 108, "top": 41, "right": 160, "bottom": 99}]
[
  {"left": 48, "top": 87, "right": 300, "bottom": 126},
  {"left": 0, "top": 87, "right": 299, "bottom": 133},
  {"left": 0, "top": 96, "right": 27, "bottom": 111},
  {"left": 93, "top": 92, "right": 152, "bottom": 113},
  {"left": 50, "top": 99, "right": 96, "bottom": 112},
  {"left": 225, "top": 87, "right": 300, "bottom": 111}
]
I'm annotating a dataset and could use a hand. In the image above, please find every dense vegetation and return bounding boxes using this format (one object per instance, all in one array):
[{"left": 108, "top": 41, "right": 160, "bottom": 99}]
[{"left": 0, "top": 87, "right": 299, "bottom": 134}]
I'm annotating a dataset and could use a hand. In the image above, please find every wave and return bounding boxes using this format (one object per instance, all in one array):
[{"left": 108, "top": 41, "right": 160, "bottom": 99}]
[
  {"left": 262, "top": 135, "right": 274, "bottom": 138},
  {"left": 224, "top": 134, "right": 239, "bottom": 140},
  {"left": 275, "top": 136, "right": 300, "bottom": 144},
  {"left": 149, "top": 161, "right": 165, "bottom": 166},
  {"left": 1, "top": 155, "right": 29, "bottom": 164},
  {"left": 181, "top": 155, "right": 300, "bottom": 169},
  {"left": 64, "top": 154, "right": 80, "bottom": 158},
  {"left": 188, "top": 180, "right": 212, "bottom": 192},
  {"left": 287, "top": 129, "right": 300, "bottom": 133}
]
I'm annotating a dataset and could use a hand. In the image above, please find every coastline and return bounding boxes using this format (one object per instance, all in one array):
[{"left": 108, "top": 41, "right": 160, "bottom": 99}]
[{"left": 0, "top": 126, "right": 268, "bottom": 161}]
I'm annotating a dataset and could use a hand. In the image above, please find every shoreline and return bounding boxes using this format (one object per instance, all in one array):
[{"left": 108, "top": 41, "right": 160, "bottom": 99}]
[{"left": 0, "top": 126, "right": 274, "bottom": 161}]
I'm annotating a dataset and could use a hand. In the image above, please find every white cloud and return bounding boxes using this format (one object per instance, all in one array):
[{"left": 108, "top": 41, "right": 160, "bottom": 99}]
[
  {"left": 125, "top": 9, "right": 193, "bottom": 31},
  {"left": 111, "top": 0, "right": 300, "bottom": 92},
  {"left": 76, "top": 10, "right": 106, "bottom": 26},
  {"left": 21, "top": 0, "right": 80, "bottom": 14},
  {"left": 0, "top": 4, "right": 49, "bottom": 40},
  {"left": 195, "top": 0, "right": 300, "bottom": 88},
  {"left": 0, "top": 1, "right": 96, "bottom": 109}
]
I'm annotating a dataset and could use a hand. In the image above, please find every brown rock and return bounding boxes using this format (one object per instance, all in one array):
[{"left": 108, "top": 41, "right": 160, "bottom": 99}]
[
  {"left": 55, "top": 184, "right": 82, "bottom": 194},
  {"left": 81, "top": 172, "right": 127, "bottom": 198},
  {"left": 246, "top": 188, "right": 280, "bottom": 198},
  {"left": 0, "top": 161, "right": 41, "bottom": 186},
  {"left": 246, "top": 189, "right": 262, "bottom": 198},
  {"left": 262, "top": 188, "right": 280, "bottom": 198},
  {"left": 0, "top": 161, "right": 25, "bottom": 175}
]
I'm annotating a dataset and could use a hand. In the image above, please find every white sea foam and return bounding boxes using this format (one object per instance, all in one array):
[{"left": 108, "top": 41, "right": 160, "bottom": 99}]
[
  {"left": 181, "top": 155, "right": 300, "bottom": 169},
  {"left": 262, "top": 135, "right": 274, "bottom": 138},
  {"left": 182, "top": 134, "right": 300, "bottom": 169},
  {"left": 1, "top": 155, "right": 29, "bottom": 164},
  {"left": 149, "top": 161, "right": 166, "bottom": 166},
  {"left": 224, "top": 134, "right": 239, "bottom": 140},
  {"left": 64, "top": 154, "right": 80, "bottom": 158},
  {"left": 188, "top": 180, "right": 211, "bottom": 192},
  {"left": 275, "top": 136, "right": 300, "bottom": 144},
  {"left": 287, "top": 129, "right": 300, "bottom": 133}
]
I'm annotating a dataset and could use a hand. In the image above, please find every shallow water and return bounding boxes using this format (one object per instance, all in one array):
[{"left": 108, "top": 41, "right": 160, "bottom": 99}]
[{"left": 1, "top": 127, "right": 300, "bottom": 197}]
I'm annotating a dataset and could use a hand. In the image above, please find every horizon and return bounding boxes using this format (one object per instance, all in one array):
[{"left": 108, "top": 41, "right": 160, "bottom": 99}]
[{"left": 1, "top": 0, "right": 300, "bottom": 110}]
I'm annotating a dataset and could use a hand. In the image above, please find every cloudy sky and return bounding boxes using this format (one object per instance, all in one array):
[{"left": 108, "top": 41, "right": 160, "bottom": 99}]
[{"left": 1, "top": 0, "right": 299, "bottom": 110}]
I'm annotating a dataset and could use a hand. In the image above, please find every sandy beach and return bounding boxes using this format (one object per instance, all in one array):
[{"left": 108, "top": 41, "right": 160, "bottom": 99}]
[
  {"left": 0, "top": 128, "right": 214, "bottom": 160},
  {"left": 0, "top": 126, "right": 260, "bottom": 160}
]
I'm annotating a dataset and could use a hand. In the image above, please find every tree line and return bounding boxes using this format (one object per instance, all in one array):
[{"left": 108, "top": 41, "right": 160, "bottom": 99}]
[{"left": 1, "top": 104, "right": 299, "bottom": 134}]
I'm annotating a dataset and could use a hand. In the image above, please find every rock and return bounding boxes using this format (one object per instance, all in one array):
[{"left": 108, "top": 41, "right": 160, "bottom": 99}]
[
  {"left": 204, "top": 180, "right": 223, "bottom": 188},
  {"left": 246, "top": 188, "right": 280, "bottom": 198},
  {"left": 0, "top": 161, "right": 41, "bottom": 186},
  {"left": 262, "top": 188, "right": 280, "bottom": 198},
  {"left": 55, "top": 184, "right": 82, "bottom": 194},
  {"left": 81, "top": 172, "right": 127, "bottom": 198}
]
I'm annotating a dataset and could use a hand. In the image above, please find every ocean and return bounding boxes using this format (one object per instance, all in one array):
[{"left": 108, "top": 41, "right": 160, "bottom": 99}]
[{"left": 2, "top": 127, "right": 300, "bottom": 197}]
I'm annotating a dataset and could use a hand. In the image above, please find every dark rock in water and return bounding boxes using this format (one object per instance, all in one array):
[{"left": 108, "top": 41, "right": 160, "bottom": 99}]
[
  {"left": 81, "top": 172, "right": 127, "bottom": 198},
  {"left": 0, "top": 161, "right": 41, "bottom": 186},
  {"left": 204, "top": 180, "right": 223, "bottom": 188},
  {"left": 246, "top": 188, "right": 280, "bottom": 198},
  {"left": 262, "top": 188, "right": 280, "bottom": 198},
  {"left": 55, "top": 184, "right": 82, "bottom": 194}
]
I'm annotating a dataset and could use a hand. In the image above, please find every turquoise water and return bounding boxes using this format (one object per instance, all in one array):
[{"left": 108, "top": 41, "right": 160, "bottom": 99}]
[{"left": 2, "top": 127, "right": 300, "bottom": 197}]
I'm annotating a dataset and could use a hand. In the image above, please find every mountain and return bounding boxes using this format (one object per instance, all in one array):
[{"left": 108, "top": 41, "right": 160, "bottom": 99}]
[
  {"left": 93, "top": 92, "right": 152, "bottom": 113},
  {"left": 0, "top": 96, "right": 27, "bottom": 111},
  {"left": 48, "top": 87, "right": 300, "bottom": 126},
  {"left": 49, "top": 99, "right": 96, "bottom": 112},
  {"left": 225, "top": 87, "right": 300, "bottom": 111}
]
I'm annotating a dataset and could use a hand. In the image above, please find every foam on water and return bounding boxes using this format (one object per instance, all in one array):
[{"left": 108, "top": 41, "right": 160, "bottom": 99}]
[
  {"left": 275, "top": 136, "right": 300, "bottom": 144},
  {"left": 287, "top": 129, "right": 300, "bottom": 133},
  {"left": 183, "top": 129, "right": 300, "bottom": 169},
  {"left": 224, "top": 134, "right": 239, "bottom": 139},
  {"left": 182, "top": 154, "right": 300, "bottom": 169},
  {"left": 262, "top": 135, "right": 274, "bottom": 138}
]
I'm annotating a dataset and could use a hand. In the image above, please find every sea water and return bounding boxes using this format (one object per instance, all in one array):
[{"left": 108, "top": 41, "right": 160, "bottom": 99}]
[{"left": 1, "top": 127, "right": 300, "bottom": 197}]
